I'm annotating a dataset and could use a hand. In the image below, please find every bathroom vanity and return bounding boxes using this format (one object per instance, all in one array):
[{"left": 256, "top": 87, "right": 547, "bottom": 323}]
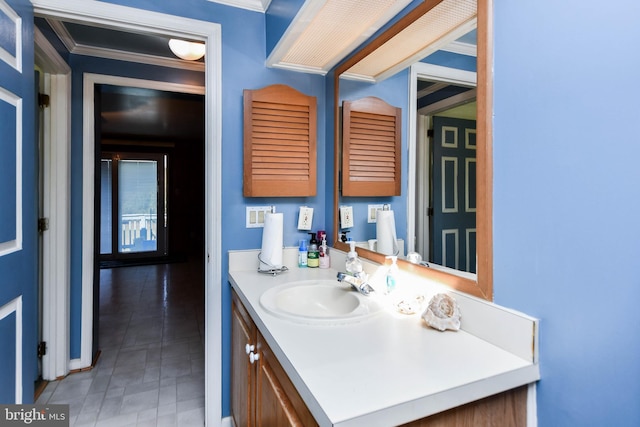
[{"left": 229, "top": 249, "right": 539, "bottom": 427}]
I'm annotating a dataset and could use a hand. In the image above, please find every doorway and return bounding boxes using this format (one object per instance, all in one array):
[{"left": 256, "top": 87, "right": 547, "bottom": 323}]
[
  {"left": 100, "top": 152, "right": 169, "bottom": 261},
  {"left": 32, "top": 2, "right": 222, "bottom": 424}
]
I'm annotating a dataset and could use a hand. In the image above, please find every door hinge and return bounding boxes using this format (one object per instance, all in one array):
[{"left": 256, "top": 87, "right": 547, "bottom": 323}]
[
  {"left": 38, "top": 218, "right": 49, "bottom": 233},
  {"left": 427, "top": 129, "right": 434, "bottom": 138},
  {"left": 37, "top": 341, "right": 47, "bottom": 359},
  {"left": 38, "top": 93, "right": 50, "bottom": 108}
]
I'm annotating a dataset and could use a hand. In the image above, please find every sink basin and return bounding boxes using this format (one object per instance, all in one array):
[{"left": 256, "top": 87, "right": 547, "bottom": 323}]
[{"left": 259, "top": 280, "right": 382, "bottom": 324}]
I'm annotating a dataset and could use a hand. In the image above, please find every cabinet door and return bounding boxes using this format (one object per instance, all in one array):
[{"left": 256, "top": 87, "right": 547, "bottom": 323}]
[
  {"left": 255, "top": 333, "right": 318, "bottom": 427},
  {"left": 231, "top": 295, "right": 256, "bottom": 427}
]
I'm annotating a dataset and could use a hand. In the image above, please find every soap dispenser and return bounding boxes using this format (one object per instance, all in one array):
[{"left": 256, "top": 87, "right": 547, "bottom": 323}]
[
  {"left": 307, "top": 232, "right": 319, "bottom": 268},
  {"left": 345, "top": 240, "right": 363, "bottom": 278},
  {"left": 298, "top": 239, "right": 308, "bottom": 268},
  {"left": 319, "top": 236, "right": 330, "bottom": 269},
  {"left": 385, "top": 255, "right": 398, "bottom": 293}
]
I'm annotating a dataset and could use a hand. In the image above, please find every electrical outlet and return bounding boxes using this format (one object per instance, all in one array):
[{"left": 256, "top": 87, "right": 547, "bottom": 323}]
[
  {"left": 246, "top": 206, "right": 275, "bottom": 228},
  {"left": 297, "top": 206, "right": 314, "bottom": 230},
  {"left": 340, "top": 206, "right": 354, "bottom": 228},
  {"left": 367, "top": 204, "right": 384, "bottom": 223}
]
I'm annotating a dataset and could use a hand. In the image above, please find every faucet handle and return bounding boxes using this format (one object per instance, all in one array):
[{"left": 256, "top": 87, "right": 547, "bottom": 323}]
[{"left": 358, "top": 283, "right": 375, "bottom": 296}]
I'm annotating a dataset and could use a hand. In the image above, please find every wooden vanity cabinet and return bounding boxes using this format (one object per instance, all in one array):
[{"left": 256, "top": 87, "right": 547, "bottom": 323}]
[
  {"left": 231, "top": 291, "right": 255, "bottom": 427},
  {"left": 231, "top": 291, "right": 318, "bottom": 427}
]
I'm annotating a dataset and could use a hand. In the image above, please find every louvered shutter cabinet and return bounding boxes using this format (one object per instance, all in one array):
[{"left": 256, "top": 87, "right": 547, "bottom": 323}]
[
  {"left": 342, "top": 96, "right": 401, "bottom": 196},
  {"left": 243, "top": 84, "right": 317, "bottom": 197}
]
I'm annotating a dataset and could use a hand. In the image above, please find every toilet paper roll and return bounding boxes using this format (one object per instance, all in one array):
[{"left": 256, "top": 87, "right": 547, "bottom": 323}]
[
  {"left": 259, "top": 212, "right": 283, "bottom": 271},
  {"left": 376, "top": 210, "right": 399, "bottom": 256}
]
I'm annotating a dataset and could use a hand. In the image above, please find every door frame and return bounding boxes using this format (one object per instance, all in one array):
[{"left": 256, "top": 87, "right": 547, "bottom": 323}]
[
  {"left": 407, "top": 62, "right": 477, "bottom": 256},
  {"left": 32, "top": 1, "right": 222, "bottom": 425},
  {"left": 34, "top": 26, "right": 72, "bottom": 382}
]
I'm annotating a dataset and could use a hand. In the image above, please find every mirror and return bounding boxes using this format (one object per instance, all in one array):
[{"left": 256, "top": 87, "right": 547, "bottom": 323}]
[{"left": 332, "top": 0, "right": 493, "bottom": 300}]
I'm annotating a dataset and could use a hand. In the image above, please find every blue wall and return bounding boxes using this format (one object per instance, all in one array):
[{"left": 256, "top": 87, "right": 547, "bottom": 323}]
[{"left": 492, "top": 1, "right": 640, "bottom": 426}]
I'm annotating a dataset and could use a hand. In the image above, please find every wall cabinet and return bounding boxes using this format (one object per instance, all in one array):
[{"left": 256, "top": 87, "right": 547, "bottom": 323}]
[
  {"left": 341, "top": 96, "right": 401, "bottom": 196},
  {"left": 243, "top": 84, "right": 317, "bottom": 197},
  {"left": 231, "top": 291, "right": 318, "bottom": 427}
]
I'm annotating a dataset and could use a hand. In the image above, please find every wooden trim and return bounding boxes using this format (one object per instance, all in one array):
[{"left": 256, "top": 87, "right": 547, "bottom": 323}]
[
  {"left": 244, "top": 84, "right": 317, "bottom": 197},
  {"left": 476, "top": 0, "right": 493, "bottom": 300},
  {"left": 333, "top": 0, "right": 493, "bottom": 301},
  {"left": 334, "top": 0, "right": 445, "bottom": 78}
]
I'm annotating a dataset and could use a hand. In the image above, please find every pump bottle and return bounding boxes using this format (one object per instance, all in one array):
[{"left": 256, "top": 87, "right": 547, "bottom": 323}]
[
  {"left": 345, "top": 240, "right": 363, "bottom": 278},
  {"left": 298, "top": 239, "right": 308, "bottom": 267},
  {"left": 307, "top": 233, "right": 319, "bottom": 268},
  {"left": 385, "top": 255, "right": 398, "bottom": 293},
  {"left": 319, "top": 236, "right": 330, "bottom": 269}
]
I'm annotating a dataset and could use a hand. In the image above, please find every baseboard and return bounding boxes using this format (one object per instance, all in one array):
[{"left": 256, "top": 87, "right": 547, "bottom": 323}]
[{"left": 221, "top": 416, "right": 233, "bottom": 427}]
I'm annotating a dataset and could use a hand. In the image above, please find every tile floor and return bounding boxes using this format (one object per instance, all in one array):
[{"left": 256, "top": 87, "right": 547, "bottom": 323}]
[{"left": 37, "top": 259, "right": 205, "bottom": 427}]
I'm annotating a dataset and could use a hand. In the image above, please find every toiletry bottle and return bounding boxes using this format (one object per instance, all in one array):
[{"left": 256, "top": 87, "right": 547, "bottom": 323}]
[
  {"left": 385, "top": 255, "right": 398, "bottom": 293},
  {"left": 307, "top": 233, "right": 319, "bottom": 268},
  {"left": 319, "top": 236, "right": 330, "bottom": 269},
  {"left": 298, "top": 239, "right": 308, "bottom": 268},
  {"left": 345, "top": 240, "right": 363, "bottom": 277}
]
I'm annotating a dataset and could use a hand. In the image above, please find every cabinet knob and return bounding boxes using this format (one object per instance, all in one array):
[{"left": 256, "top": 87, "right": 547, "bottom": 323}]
[
  {"left": 245, "top": 343, "right": 255, "bottom": 354},
  {"left": 249, "top": 351, "right": 260, "bottom": 364}
]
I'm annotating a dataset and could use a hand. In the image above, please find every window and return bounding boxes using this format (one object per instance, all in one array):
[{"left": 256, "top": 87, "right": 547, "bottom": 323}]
[{"left": 100, "top": 152, "right": 168, "bottom": 259}]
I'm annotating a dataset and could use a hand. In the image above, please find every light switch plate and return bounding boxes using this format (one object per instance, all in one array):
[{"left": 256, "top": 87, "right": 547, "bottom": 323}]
[
  {"left": 246, "top": 206, "right": 275, "bottom": 228},
  {"left": 367, "top": 204, "right": 384, "bottom": 223},
  {"left": 297, "top": 207, "right": 314, "bottom": 230},
  {"left": 340, "top": 206, "right": 354, "bottom": 228}
]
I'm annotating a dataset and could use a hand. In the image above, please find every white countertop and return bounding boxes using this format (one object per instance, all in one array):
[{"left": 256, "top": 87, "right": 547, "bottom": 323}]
[{"left": 229, "top": 249, "right": 540, "bottom": 427}]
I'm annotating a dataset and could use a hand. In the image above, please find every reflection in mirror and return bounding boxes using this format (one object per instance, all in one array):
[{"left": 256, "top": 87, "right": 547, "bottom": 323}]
[
  {"left": 337, "top": 43, "right": 477, "bottom": 273},
  {"left": 333, "top": 0, "right": 493, "bottom": 300},
  {"left": 410, "top": 65, "right": 477, "bottom": 276}
]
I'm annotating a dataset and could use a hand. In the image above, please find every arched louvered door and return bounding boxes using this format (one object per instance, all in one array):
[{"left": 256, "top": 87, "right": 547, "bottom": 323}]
[
  {"left": 243, "top": 84, "right": 317, "bottom": 197},
  {"left": 342, "top": 96, "right": 401, "bottom": 196}
]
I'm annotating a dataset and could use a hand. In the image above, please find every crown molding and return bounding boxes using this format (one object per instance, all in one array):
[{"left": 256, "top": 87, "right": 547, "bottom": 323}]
[
  {"left": 207, "top": 0, "right": 271, "bottom": 12},
  {"left": 440, "top": 40, "right": 477, "bottom": 57},
  {"left": 34, "top": 26, "right": 71, "bottom": 73},
  {"left": 46, "top": 17, "right": 204, "bottom": 72}
]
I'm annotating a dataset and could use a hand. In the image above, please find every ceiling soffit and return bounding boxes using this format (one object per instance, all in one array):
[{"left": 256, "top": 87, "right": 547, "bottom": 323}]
[
  {"left": 343, "top": 0, "right": 477, "bottom": 83},
  {"left": 266, "top": 0, "right": 413, "bottom": 75}
]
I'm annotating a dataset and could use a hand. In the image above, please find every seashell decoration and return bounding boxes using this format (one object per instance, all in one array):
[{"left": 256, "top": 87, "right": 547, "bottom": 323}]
[
  {"left": 422, "top": 293, "right": 461, "bottom": 332},
  {"left": 393, "top": 295, "right": 425, "bottom": 315}
]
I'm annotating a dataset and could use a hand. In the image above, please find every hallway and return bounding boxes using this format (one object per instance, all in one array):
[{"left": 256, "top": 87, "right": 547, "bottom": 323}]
[{"left": 37, "top": 260, "right": 205, "bottom": 427}]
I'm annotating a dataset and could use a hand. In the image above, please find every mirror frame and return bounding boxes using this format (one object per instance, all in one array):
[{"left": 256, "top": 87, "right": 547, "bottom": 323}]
[{"left": 332, "top": 0, "right": 493, "bottom": 300}]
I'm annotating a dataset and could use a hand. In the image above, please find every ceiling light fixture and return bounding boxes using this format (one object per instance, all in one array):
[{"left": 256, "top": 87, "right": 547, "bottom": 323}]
[{"left": 168, "top": 39, "right": 205, "bottom": 61}]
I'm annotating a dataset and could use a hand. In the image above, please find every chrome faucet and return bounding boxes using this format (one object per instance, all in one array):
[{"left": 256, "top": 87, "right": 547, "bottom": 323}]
[{"left": 336, "top": 272, "right": 375, "bottom": 296}]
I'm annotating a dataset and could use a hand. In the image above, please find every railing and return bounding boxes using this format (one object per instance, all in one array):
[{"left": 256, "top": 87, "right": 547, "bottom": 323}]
[{"left": 121, "top": 213, "right": 157, "bottom": 252}]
